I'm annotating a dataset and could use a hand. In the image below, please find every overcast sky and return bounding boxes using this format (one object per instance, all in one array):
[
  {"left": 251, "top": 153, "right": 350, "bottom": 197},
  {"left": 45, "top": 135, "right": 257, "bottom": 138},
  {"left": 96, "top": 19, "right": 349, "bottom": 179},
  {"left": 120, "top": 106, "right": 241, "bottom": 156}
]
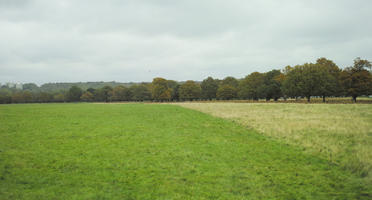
[{"left": 1, "top": 0, "right": 371, "bottom": 85}]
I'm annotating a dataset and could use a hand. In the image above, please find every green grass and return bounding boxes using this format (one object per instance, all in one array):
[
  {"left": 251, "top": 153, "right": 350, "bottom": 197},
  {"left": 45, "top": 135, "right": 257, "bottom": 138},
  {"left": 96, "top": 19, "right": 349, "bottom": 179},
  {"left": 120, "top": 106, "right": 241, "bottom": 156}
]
[
  {"left": 178, "top": 103, "right": 372, "bottom": 183},
  {"left": 0, "top": 103, "right": 370, "bottom": 199}
]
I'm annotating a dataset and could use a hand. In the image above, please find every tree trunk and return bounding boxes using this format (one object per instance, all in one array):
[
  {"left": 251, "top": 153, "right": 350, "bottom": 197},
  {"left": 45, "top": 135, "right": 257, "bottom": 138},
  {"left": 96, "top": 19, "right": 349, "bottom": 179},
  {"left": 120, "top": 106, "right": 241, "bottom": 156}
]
[
  {"left": 307, "top": 96, "right": 311, "bottom": 102},
  {"left": 322, "top": 95, "right": 326, "bottom": 103},
  {"left": 352, "top": 96, "right": 357, "bottom": 103}
]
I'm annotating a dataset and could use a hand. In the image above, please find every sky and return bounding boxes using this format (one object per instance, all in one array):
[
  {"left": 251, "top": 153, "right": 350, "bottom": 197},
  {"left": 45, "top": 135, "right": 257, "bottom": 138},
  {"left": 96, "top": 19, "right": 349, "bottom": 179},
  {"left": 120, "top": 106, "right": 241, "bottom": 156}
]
[{"left": 0, "top": 0, "right": 371, "bottom": 85}]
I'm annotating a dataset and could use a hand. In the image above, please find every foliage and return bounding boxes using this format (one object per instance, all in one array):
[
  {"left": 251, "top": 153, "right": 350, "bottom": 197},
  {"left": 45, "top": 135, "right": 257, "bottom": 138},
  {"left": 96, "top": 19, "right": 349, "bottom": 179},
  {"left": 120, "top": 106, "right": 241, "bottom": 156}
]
[
  {"left": 112, "top": 86, "right": 132, "bottom": 101},
  {"left": 216, "top": 85, "right": 237, "bottom": 100},
  {"left": 66, "top": 86, "right": 83, "bottom": 102},
  {"left": 201, "top": 77, "right": 219, "bottom": 100},
  {"left": 238, "top": 72, "right": 265, "bottom": 100},
  {"left": 130, "top": 84, "right": 152, "bottom": 101},
  {"left": 152, "top": 78, "right": 172, "bottom": 101},
  {"left": 178, "top": 80, "right": 201, "bottom": 101},
  {"left": 1, "top": 57, "right": 371, "bottom": 104},
  {"left": 340, "top": 58, "right": 372, "bottom": 102},
  {"left": 221, "top": 76, "right": 239, "bottom": 88},
  {"left": 80, "top": 91, "right": 94, "bottom": 102}
]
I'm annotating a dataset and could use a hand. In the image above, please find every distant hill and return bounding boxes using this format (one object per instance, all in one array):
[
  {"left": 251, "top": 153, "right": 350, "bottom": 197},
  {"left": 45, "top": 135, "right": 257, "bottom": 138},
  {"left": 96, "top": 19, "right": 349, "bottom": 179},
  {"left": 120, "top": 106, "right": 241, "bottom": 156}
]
[{"left": 25, "top": 81, "right": 148, "bottom": 93}]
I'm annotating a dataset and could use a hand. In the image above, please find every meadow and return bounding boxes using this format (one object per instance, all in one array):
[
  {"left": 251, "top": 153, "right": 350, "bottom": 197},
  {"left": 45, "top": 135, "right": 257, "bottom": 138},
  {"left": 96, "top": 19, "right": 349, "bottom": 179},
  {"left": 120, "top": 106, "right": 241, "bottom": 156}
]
[
  {"left": 0, "top": 103, "right": 371, "bottom": 199},
  {"left": 178, "top": 103, "right": 372, "bottom": 183}
]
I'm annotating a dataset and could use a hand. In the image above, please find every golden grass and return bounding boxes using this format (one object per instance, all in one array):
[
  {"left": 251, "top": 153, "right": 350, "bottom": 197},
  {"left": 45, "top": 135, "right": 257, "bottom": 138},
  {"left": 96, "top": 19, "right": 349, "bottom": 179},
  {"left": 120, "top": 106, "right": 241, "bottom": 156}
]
[{"left": 177, "top": 102, "right": 372, "bottom": 181}]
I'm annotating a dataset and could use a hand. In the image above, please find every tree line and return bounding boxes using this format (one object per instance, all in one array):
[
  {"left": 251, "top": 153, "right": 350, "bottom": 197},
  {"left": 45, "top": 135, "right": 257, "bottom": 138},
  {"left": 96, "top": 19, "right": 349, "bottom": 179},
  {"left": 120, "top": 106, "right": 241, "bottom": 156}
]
[{"left": 1, "top": 57, "right": 371, "bottom": 104}]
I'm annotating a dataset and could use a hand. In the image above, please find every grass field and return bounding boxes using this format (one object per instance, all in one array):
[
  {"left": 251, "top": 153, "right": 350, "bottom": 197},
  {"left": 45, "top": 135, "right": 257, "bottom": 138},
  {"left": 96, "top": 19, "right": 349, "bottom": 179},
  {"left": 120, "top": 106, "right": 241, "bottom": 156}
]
[
  {"left": 0, "top": 103, "right": 371, "bottom": 199},
  {"left": 178, "top": 103, "right": 372, "bottom": 183}
]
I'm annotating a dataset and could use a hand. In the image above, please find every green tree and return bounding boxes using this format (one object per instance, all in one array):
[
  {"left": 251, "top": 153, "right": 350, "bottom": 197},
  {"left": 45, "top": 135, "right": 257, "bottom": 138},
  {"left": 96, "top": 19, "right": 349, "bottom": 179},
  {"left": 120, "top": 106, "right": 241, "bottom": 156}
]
[
  {"left": 112, "top": 86, "right": 132, "bottom": 101},
  {"left": 282, "top": 64, "right": 324, "bottom": 102},
  {"left": 201, "top": 77, "right": 219, "bottom": 100},
  {"left": 238, "top": 72, "right": 265, "bottom": 100},
  {"left": 221, "top": 76, "right": 239, "bottom": 88},
  {"left": 22, "top": 83, "right": 39, "bottom": 92},
  {"left": 179, "top": 80, "right": 201, "bottom": 101},
  {"left": 217, "top": 85, "right": 237, "bottom": 100},
  {"left": 340, "top": 58, "right": 372, "bottom": 102},
  {"left": 67, "top": 86, "right": 83, "bottom": 102},
  {"left": 95, "top": 86, "right": 113, "bottom": 102},
  {"left": 131, "top": 84, "right": 152, "bottom": 101},
  {"left": 315, "top": 58, "right": 341, "bottom": 102},
  {"left": 261, "top": 70, "right": 282, "bottom": 101},
  {"left": 11, "top": 92, "right": 24, "bottom": 103},
  {"left": 152, "top": 78, "right": 172, "bottom": 101},
  {"left": 53, "top": 93, "right": 65, "bottom": 102},
  {"left": 23, "top": 91, "right": 33, "bottom": 103},
  {"left": 167, "top": 80, "right": 180, "bottom": 101}
]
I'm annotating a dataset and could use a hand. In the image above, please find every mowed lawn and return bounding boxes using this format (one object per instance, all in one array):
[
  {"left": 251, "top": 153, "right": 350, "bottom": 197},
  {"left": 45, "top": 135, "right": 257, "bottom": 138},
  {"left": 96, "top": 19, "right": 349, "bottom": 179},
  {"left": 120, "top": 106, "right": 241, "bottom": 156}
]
[{"left": 0, "top": 104, "right": 370, "bottom": 199}]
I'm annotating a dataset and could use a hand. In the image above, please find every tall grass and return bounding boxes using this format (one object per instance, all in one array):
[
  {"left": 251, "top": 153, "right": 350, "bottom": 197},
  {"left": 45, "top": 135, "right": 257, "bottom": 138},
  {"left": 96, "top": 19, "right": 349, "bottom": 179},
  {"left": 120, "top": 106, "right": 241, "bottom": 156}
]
[{"left": 178, "top": 103, "right": 372, "bottom": 182}]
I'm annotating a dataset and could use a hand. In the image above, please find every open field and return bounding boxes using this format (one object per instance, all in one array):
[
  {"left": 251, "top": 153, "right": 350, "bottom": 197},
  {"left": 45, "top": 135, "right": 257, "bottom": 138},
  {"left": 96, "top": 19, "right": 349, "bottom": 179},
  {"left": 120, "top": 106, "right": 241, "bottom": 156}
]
[
  {"left": 178, "top": 103, "right": 372, "bottom": 183},
  {"left": 1, "top": 103, "right": 371, "bottom": 199}
]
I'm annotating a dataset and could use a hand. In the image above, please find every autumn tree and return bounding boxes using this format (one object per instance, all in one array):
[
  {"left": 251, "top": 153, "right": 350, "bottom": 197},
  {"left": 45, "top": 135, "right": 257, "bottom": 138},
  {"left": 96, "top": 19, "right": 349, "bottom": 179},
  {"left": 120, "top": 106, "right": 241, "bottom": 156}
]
[
  {"left": 340, "top": 57, "right": 372, "bottom": 102},
  {"left": 80, "top": 91, "right": 94, "bottom": 102},
  {"left": 179, "top": 80, "right": 201, "bottom": 101},
  {"left": 152, "top": 78, "right": 172, "bottom": 101},
  {"left": 201, "top": 77, "right": 219, "bottom": 100}
]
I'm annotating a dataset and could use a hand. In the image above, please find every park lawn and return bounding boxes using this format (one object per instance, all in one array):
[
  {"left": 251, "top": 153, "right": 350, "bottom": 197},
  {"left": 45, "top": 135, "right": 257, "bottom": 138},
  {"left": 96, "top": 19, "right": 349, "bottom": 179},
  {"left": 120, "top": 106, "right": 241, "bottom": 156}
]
[
  {"left": 0, "top": 103, "right": 370, "bottom": 199},
  {"left": 178, "top": 103, "right": 372, "bottom": 184}
]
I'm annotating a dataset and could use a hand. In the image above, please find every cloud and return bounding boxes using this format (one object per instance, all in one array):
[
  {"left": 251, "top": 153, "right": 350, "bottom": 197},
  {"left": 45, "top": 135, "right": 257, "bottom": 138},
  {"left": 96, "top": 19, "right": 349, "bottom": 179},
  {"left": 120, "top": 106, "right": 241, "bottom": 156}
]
[{"left": 0, "top": 0, "right": 371, "bottom": 84}]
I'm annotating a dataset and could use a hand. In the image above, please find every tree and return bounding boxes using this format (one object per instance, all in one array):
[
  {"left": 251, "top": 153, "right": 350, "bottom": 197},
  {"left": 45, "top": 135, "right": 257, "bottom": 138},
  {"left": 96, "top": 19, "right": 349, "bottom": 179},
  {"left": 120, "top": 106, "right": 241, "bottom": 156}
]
[
  {"left": 201, "top": 77, "right": 219, "bottom": 100},
  {"left": 67, "top": 86, "right": 83, "bottom": 102},
  {"left": 167, "top": 80, "right": 180, "bottom": 101},
  {"left": 282, "top": 64, "right": 324, "bottom": 102},
  {"left": 23, "top": 91, "right": 33, "bottom": 103},
  {"left": 217, "top": 85, "right": 237, "bottom": 100},
  {"left": 261, "top": 70, "right": 282, "bottom": 101},
  {"left": 179, "top": 80, "right": 201, "bottom": 101},
  {"left": 95, "top": 86, "right": 113, "bottom": 102},
  {"left": 0, "top": 88, "right": 12, "bottom": 104},
  {"left": 23, "top": 83, "right": 39, "bottom": 92},
  {"left": 131, "top": 84, "right": 152, "bottom": 101},
  {"left": 112, "top": 86, "right": 132, "bottom": 101},
  {"left": 152, "top": 78, "right": 172, "bottom": 101},
  {"left": 221, "top": 76, "right": 239, "bottom": 88},
  {"left": 80, "top": 91, "right": 94, "bottom": 102},
  {"left": 53, "top": 93, "right": 65, "bottom": 102},
  {"left": 340, "top": 58, "right": 372, "bottom": 102},
  {"left": 315, "top": 58, "right": 341, "bottom": 102},
  {"left": 11, "top": 92, "right": 24, "bottom": 103},
  {"left": 37, "top": 92, "right": 53, "bottom": 103},
  {"left": 238, "top": 72, "right": 265, "bottom": 100}
]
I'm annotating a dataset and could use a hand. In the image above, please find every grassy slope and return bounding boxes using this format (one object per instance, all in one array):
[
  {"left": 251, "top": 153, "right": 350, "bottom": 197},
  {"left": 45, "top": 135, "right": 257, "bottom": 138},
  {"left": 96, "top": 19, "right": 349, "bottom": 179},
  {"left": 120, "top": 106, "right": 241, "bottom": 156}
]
[
  {"left": 0, "top": 103, "right": 370, "bottom": 199},
  {"left": 178, "top": 103, "right": 372, "bottom": 182}
]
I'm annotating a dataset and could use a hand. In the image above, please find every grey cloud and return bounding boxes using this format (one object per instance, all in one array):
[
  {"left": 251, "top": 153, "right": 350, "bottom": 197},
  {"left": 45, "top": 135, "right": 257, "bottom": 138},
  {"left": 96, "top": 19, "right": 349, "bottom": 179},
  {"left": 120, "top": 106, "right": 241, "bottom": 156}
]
[{"left": 0, "top": 0, "right": 371, "bottom": 84}]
